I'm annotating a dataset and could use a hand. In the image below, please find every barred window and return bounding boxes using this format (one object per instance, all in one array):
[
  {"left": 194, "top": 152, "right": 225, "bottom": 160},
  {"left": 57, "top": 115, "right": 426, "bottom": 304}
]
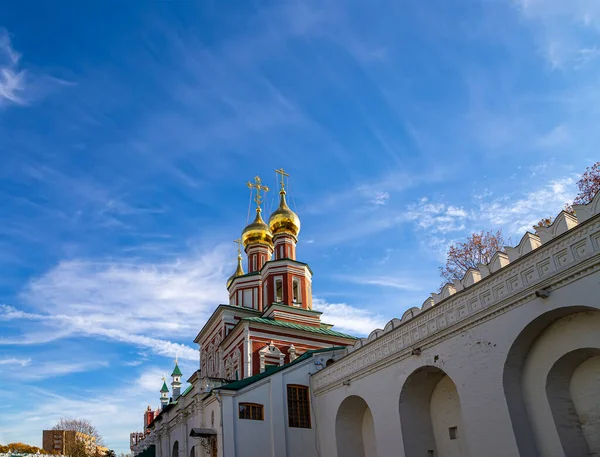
[
  {"left": 287, "top": 384, "right": 311, "bottom": 428},
  {"left": 239, "top": 403, "right": 264, "bottom": 420}
]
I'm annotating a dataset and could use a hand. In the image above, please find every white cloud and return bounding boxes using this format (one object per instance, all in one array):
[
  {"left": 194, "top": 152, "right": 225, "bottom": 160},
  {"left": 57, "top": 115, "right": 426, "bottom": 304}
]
[
  {"left": 1, "top": 244, "right": 231, "bottom": 360},
  {"left": 514, "top": 0, "right": 600, "bottom": 68},
  {"left": 20, "top": 361, "right": 109, "bottom": 381},
  {"left": 406, "top": 199, "right": 469, "bottom": 234},
  {"left": 314, "top": 298, "right": 386, "bottom": 335},
  {"left": 0, "top": 357, "right": 31, "bottom": 367},
  {"left": 334, "top": 275, "right": 421, "bottom": 291},
  {"left": 477, "top": 176, "right": 576, "bottom": 234},
  {"left": 0, "top": 27, "right": 71, "bottom": 108},
  {"left": 136, "top": 366, "right": 170, "bottom": 392},
  {"left": 368, "top": 191, "right": 390, "bottom": 206},
  {"left": 0, "top": 29, "right": 26, "bottom": 105},
  {"left": 0, "top": 362, "right": 199, "bottom": 452}
]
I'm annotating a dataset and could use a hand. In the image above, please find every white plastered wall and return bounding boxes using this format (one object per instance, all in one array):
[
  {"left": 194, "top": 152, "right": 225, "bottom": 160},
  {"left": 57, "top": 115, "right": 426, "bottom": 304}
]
[
  {"left": 430, "top": 376, "right": 468, "bottom": 457},
  {"left": 522, "top": 311, "right": 600, "bottom": 457},
  {"left": 314, "top": 270, "right": 600, "bottom": 457},
  {"left": 571, "top": 356, "right": 600, "bottom": 456}
]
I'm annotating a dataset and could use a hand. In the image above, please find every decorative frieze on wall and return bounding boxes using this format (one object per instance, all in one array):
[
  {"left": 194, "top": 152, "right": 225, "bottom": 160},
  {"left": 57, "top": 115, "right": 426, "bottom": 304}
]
[{"left": 313, "top": 193, "right": 600, "bottom": 392}]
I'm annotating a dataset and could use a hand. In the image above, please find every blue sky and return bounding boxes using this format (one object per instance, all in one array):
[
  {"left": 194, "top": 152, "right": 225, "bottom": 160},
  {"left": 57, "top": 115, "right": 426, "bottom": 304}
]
[{"left": 0, "top": 0, "right": 599, "bottom": 453}]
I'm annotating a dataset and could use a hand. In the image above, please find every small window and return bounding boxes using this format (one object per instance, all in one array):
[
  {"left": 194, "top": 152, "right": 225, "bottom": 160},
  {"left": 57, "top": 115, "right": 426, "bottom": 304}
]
[
  {"left": 239, "top": 403, "right": 264, "bottom": 420},
  {"left": 292, "top": 280, "right": 299, "bottom": 303},
  {"left": 252, "top": 255, "right": 257, "bottom": 271},
  {"left": 287, "top": 385, "right": 311, "bottom": 428},
  {"left": 275, "top": 279, "right": 283, "bottom": 302},
  {"left": 449, "top": 426, "right": 458, "bottom": 440}
]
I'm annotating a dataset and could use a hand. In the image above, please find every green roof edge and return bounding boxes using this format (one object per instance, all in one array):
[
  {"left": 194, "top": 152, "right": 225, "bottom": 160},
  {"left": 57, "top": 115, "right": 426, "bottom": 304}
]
[{"left": 242, "top": 317, "right": 356, "bottom": 339}]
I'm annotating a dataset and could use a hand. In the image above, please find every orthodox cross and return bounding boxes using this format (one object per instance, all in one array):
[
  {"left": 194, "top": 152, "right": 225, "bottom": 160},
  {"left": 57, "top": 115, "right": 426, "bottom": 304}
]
[
  {"left": 246, "top": 175, "right": 269, "bottom": 208},
  {"left": 233, "top": 238, "right": 243, "bottom": 256},
  {"left": 275, "top": 168, "right": 289, "bottom": 192}
]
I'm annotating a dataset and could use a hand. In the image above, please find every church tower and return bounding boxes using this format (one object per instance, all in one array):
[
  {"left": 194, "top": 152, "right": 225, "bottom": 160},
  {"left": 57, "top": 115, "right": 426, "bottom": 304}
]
[
  {"left": 171, "top": 358, "right": 182, "bottom": 399},
  {"left": 269, "top": 168, "right": 300, "bottom": 262},
  {"left": 159, "top": 379, "right": 169, "bottom": 409},
  {"left": 197, "top": 169, "right": 356, "bottom": 381}
]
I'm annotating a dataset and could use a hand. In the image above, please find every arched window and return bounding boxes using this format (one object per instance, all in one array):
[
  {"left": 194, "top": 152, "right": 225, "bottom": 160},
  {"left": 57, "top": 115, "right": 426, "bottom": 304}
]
[{"left": 172, "top": 441, "right": 179, "bottom": 457}]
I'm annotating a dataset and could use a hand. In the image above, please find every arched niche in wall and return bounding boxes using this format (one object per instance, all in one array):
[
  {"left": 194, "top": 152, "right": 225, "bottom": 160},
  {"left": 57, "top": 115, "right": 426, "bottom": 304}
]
[
  {"left": 335, "top": 395, "right": 377, "bottom": 457},
  {"left": 503, "top": 306, "right": 600, "bottom": 457},
  {"left": 399, "top": 366, "right": 469, "bottom": 457}
]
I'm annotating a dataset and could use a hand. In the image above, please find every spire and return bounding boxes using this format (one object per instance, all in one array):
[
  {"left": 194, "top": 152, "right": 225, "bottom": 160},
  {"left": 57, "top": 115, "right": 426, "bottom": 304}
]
[
  {"left": 171, "top": 357, "right": 182, "bottom": 377},
  {"left": 234, "top": 238, "right": 245, "bottom": 276},
  {"left": 160, "top": 379, "right": 169, "bottom": 393},
  {"left": 160, "top": 377, "right": 170, "bottom": 409},
  {"left": 227, "top": 239, "right": 246, "bottom": 288},
  {"left": 171, "top": 357, "right": 182, "bottom": 400}
]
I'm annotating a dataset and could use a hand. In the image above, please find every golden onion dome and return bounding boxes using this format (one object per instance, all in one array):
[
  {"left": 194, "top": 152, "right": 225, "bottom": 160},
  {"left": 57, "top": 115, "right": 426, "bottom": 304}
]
[
  {"left": 268, "top": 190, "right": 300, "bottom": 238},
  {"left": 241, "top": 208, "right": 273, "bottom": 249}
]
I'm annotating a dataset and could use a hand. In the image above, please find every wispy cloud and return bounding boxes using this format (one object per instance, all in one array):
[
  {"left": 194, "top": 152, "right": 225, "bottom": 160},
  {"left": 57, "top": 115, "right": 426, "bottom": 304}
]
[
  {"left": 1, "top": 244, "right": 231, "bottom": 360},
  {"left": 20, "top": 361, "right": 109, "bottom": 381},
  {"left": 0, "top": 28, "right": 26, "bottom": 105},
  {"left": 0, "top": 357, "right": 31, "bottom": 367},
  {"left": 406, "top": 197, "right": 469, "bottom": 234},
  {"left": 514, "top": 0, "right": 600, "bottom": 68},
  {"left": 476, "top": 176, "right": 576, "bottom": 234},
  {"left": 0, "top": 28, "right": 70, "bottom": 107},
  {"left": 334, "top": 274, "right": 421, "bottom": 291},
  {"left": 315, "top": 298, "right": 386, "bottom": 335}
]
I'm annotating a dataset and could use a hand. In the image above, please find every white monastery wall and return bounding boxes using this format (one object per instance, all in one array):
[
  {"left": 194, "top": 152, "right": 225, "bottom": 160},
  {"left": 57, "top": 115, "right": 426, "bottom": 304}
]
[
  {"left": 430, "top": 376, "right": 467, "bottom": 457},
  {"left": 571, "top": 356, "right": 600, "bottom": 456},
  {"left": 313, "top": 194, "right": 600, "bottom": 457},
  {"left": 216, "top": 349, "right": 345, "bottom": 457}
]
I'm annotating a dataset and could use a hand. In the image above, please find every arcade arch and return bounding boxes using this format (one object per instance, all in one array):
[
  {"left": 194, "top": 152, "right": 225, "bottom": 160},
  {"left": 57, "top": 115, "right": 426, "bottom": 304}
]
[
  {"left": 399, "top": 366, "right": 468, "bottom": 457},
  {"left": 335, "top": 395, "right": 377, "bottom": 457},
  {"left": 504, "top": 307, "right": 600, "bottom": 457}
]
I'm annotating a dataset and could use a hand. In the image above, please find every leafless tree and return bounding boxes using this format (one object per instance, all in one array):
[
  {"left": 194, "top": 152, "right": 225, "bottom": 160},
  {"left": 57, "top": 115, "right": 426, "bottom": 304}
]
[
  {"left": 439, "top": 230, "right": 504, "bottom": 285},
  {"left": 573, "top": 161, "right": 600, "bottom": 205},
  {"left": 51, "top": 417, "right": 103, "bottom": 445}
]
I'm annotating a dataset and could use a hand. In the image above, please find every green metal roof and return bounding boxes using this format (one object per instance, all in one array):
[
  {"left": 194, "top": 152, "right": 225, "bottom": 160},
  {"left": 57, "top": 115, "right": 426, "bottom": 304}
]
[
  {"left": 242, "top": 317, "right": 356, "bottom": 339},
  {"left": 172, "top": 363, "right": 182, "bottom": 376},
  {"left": 160, "top": 380, "right": 169, "bottom": 393},
  {"left": 181, "top": 384, "right": 193, "bottom": 397},
  {"left": 220, "top": 346, "right": 345, "bottom": 391}
]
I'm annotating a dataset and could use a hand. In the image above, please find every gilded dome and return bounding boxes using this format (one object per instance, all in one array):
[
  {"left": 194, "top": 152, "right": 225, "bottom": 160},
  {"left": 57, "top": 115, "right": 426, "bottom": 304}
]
[
  {"left": 268, "top": 191, "right": 300, "bottom": 238},
  {"left": 241, "top": 209, "right": 273, "bottom": 249},
  {"left": 227, "top": 254, "right": 245, "bottom": 288}
]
